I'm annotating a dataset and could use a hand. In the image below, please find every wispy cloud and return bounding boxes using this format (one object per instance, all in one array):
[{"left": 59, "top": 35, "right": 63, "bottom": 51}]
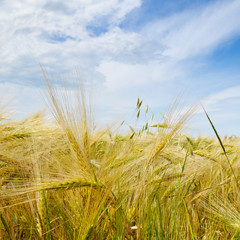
[
  {"left": 203, "top": 85, "right": 240, "bottom": 110},
  {"left": 97, "top": 59, "right": 184, "bottom": 90},
  {"left": 142, "top": 0, "right": 240, "bottom": 60},
  {"left": 97, "top": 0, "right": 240, "bottom": 92}
]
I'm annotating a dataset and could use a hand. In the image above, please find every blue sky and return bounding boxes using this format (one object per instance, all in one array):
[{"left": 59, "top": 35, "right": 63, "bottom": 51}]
[{"left": 0, "top": 0, "right": 240, "bottom": 136}]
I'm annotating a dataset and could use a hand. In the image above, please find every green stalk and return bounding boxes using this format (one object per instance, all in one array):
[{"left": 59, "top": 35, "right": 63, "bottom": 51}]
[{"left": 202, "top": 105, "right": 239, "bottom": 191}]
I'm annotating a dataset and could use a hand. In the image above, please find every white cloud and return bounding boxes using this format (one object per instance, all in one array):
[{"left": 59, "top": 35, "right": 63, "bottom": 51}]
[
  {"left": 0, "top": 0, "right": 142, "bottom": 89},
  {"left": 0, "top": 0, "right": 141, "bottom": 64},
  {"left": 97, "top": 59, "right": 182, "bottom": 90}
]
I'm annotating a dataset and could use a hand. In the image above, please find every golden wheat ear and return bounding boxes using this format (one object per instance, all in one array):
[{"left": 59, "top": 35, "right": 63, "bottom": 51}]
[
  {"left": 144, "top": 103, "right": 195, "bottom": 172},
  {"left": 41, "top": 67, "right": 98, "bottom": 180}
]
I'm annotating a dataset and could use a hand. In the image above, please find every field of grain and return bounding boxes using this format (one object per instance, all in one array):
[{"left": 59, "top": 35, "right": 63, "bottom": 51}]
[{"left": 1, "top": 85, "right": 240, "bottom": 239}]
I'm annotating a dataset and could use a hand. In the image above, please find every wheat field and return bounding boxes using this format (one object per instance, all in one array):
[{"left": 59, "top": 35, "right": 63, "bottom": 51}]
[{"left": 0, "top": 82, "right": 240, "bottom": 239}]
